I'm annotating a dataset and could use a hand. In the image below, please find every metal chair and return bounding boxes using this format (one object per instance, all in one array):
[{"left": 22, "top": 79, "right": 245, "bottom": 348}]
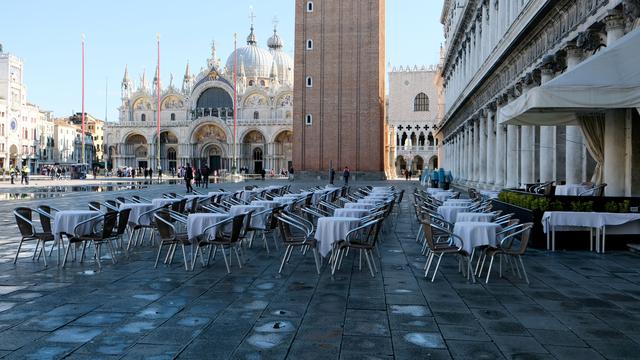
[
  {"left": 63, "top": 211, "right": 119, "bottom": 269},
  {"left": 13, "top": 207, "right": 55, "bottom": 266},
  {"left": 332, "top": 218, "right": 383, "bottom": 277},
  {"left": 480, "top": 223, "right": 533, "bottom": 284},
  {"left": 194, "top": 213, "right": 247, "bottom": 273},
  {"left": 153, "top": 210, "right": 193, "bottom": 270},
  {"left": 275, "top": 212, "right": 321, "bottom": 274}
]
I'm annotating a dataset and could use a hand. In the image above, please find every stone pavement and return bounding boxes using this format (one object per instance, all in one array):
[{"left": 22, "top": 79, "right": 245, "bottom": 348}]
[{"left": 0, "top": 180, "right": 638, "bottom": 359}]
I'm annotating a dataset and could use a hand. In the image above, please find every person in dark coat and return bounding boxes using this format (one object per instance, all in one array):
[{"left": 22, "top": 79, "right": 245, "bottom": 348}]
[
  {"left": 329, "top": 167, "right": 335, "bottom": 185},
  {"left": 343, "top": 167, "right": 350, "bottom": 185},
  {"left": 184, "top": 163, "right": 194, "bottom": 193},
  {"left": 202, "top": 165, "right": 210, "bottom": 188}
]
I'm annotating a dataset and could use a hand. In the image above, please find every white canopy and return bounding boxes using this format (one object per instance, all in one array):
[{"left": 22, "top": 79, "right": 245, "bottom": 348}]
[{"left": 499, "top": 29, "right": 640, "bottom": 125}]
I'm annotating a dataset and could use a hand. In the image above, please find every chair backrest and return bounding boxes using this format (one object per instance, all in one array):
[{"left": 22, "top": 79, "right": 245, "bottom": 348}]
[
  {"left": 502, "top": 222, "right": 533, "bottom": 255},
  {"left": 154, "top": 210, "right": 175, "bottom": 241},
  {"left": 240, "top": 210, "right": 255, "bottom": 237},
  {"left": 269, "top": 205, "right": 286, "bottom": 231},
  {"left": 14, "top": 207, "right": 35, "bottom": 237},
  {"left": 116, "top": 197, "right": 126, "bottom": 204},
  {"left": 116, "top": 208, "right": 131, "bottom": 235},
  {"left": 104, "top": 200, "right": 119, "bottom": 212},
  {"left": 99, "top": 211, "right": 119, "bottom": 238},
  {"left": 221, "top": 213, "right": 247, "bottom": 244},
  {"left": 89, "top": 201, "right": 101, "bottom": 211},
  {"left": 37, "top": 205, "right": 55, "bottom": 233}
]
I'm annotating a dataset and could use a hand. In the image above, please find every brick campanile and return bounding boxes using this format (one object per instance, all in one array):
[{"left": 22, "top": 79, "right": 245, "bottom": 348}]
[{"left": 293, "top": 0, "right": 386, "bottom": 179}]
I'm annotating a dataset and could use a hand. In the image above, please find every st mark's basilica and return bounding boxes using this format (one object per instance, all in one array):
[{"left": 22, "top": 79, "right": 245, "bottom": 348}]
[{"left": 104, "top": 23, "right": 293, "bottom": 175}]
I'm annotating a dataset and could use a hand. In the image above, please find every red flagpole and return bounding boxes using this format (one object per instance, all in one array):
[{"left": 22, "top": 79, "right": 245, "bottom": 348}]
[
  {"left": 233, "top": 33, "right": 238, "bottom": 173},
  {"left": 156, "top": 34, "right": 161, "bottom": 172},
  {"left": 81, "top": 34, "right": 86, "bottom": 166}
]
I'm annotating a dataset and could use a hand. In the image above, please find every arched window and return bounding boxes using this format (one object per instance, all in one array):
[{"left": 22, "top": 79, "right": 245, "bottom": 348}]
[
  {"left": 414, "top": 93, "right": 429, "bottom": 112},
  {"left": 170, "top": 113, "right": 176, "bottom": 121},
  {"left": 400, "top": 132, "right": 407, "bottom": 146},
  {"left": 306, "top": 76, "right": 313, "bottom": 87},
  {"left": 305, "top": 114, "right": 313, "bottom": 125},
  {"left": 253, "top": 111, "right": 260, "bottom": 120},
  {"left": 141, "top": 113, "right": 146, "bottom": 121},
  {"left": 307, "top": 1, "right": 314, "bottom": 12},
  {"left": 260, "top": 80, "right": 266, "bottom": 87},
  {"left": 167, "top": 147, "right": 177, "bottom": 160},
  {"left": 418, "top": 132, "right": 426, "bottom": 146},
  {"left": 427, "top": 132, "right": 435, "bottom": 146},
  {"left": 306, "top": 39, "right": 313, "bottom": 50},
  {"left": 253, "top": 147, "right": 263, "bottom": 161},
  {"left": 249, "top": 80, "right": 255, "bottom": 86}
]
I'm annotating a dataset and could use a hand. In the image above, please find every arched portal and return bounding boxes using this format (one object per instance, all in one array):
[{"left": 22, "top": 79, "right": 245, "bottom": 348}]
[
  {"left": 124, "top": 134, "right": 148, "bottom": 169},
  {"left": 159, "top": 130, "right": 178, "bottom": 171},
  {"left": 274, "top": 130, "right": 293, "bottom": 174},
  {"left": 428, "top": 155, "right": 439, "bottom": 170},
  {"left": 412, "top": 155, "right": 424, "bottom": 175},
  {"left": 395, "top": 156, "right": 407, "bottom": 177},
  {"left": 196, "top": 87, "right": 233, "bottom": 119},
  {"left": 242, "top": 130, "right": 265, "bottom": 173},
  {"left": 9, "top": 144, "right": 18, "bottom": 166}
]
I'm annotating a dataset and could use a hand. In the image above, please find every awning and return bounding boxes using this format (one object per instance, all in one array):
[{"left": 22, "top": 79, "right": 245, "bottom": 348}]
[{"left": 499, "top": 28, "right": 640, "bottom": 126}]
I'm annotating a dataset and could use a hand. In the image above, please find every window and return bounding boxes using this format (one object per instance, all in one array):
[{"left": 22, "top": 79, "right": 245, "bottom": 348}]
[
  {"left": 170, "top": 113, "right": 176, "bottom": 121},
  {"left": 305, "top": 114, "right": 313, "bottom": 125},
  {"left": 307, "top": 1, "right": 314, "bottom": 12},
  {"left": 253, "top": 111, "right": 260, "bottom": 120},
  {"left": 141, "top": 113, "right": 146, "bottom": 121},
  {"left": 306, "top": 39, "right": 313, "bottom": 50},
  {"left": 413, "top": 93, "right": 429, "bottom": 111},
  {"left": 249, "top": 80, "right": 255, "bottom": 86},
  {"left": 260, "top": 80, "right": 266, "bottom": 87},
  {"left": 306, "top": 76, "right": 313, "bottom": 87}
]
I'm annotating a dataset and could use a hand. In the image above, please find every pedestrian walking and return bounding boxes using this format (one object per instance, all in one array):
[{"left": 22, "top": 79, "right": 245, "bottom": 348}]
[
  {"left": 329, "top": 167, "right": 335, "bottom": 185},
  {"left": 149, "top": 168, "right": 153, "bottom": 181},
  {"left": 202, "top": 165, "right": 210, "bottom": 188},
  {"left": 289, "top": 167, "right": 295, "bottom": 181},
  {"left": 343, "top": 166, "right": 350, "bottom": 185},
  {"left": 184, "top": 163, "right": 194, "bottom": 193},
  {"left": 21, "top": 165, "right": 30, "bottom": 185},
  {"left": 195, "top": 169, "right": 202, "bottom": 188},
  {"left": 9, "top": 166, "right": 16, "bottom": 184}
]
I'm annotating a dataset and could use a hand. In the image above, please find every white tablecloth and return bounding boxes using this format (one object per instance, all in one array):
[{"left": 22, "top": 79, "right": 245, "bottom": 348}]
[
  {"left": 120, "top": 203, "right": 155, "bottom": 225},
  {"left": 437, "top": 205, "right": 469, "bottom": 223},
  {"left": 456, "top": 212, "right": 494, "bottom": 223},
  {"left": 542, "top": 211, "right": 640, "bottom": 233},
  {"left": 357, "top": 198, "right": 383, "bottom": 204},
  {"left": 371, "top": 187, "right": 392, "bottom": 192},
  {"left": 229, "top": 204, "right": 267, "bottom": 229},
  {"left": 152, "top": 198, "right": 180, "bottom": 209},
  {"left": 344, "top": 203, "right": 376, "bottom": 210},
  {"left": 251, "top": 200, "right": 280, "bottom": 209},
  {"left": 53, "top": 210, "right": 101, "bottom": 241},
  {"left": 443, "top": 199, "right": 474, "bottom": 206},
  {"left": 433, "top": 192, "right": 455, "bottom": 202},
  {"left": 479, "top": 190, "right": 500, "bottom": 199},
  {"left": 187, "top": 213, "right": 229, "bottom": 240},
  {"left": 334, "top": 208, "right": 369, "bottom": 218},
  {"left": 237, "top": 190, "right": 261, "bottom": 203},
  {"left": 427, "top": 188, "right": 451, "bottom": 195},
  {"left": 208, "top": 191, "right": 231, "bottom": 199},
  {"left": 314, "top": 217, "right": 360, "bottom": 257},
  {"left": 453, "top": 222, "right": 503, "bottom": 254},
  {"left": 554, "top": 184, "right": 593, "bottom": 196}
]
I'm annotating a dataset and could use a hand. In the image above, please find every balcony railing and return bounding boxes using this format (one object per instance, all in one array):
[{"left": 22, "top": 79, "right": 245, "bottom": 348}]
[{"left": 395, "top": 145, "right": 437, "bottom": 152}]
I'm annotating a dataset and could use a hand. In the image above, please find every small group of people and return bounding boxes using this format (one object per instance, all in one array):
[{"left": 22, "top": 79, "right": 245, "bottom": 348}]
[
  {"left": 182, "top": 164, "right": 212, "bottom": 193},
  {"left": 6, "top": 165, "right": 31, "bottom": 185},
  {"left": 328, "top": 166, "right": 351, "bottom": 185},
  {"left": 42, "top": 166, "right": 67, "bottom": 180}
]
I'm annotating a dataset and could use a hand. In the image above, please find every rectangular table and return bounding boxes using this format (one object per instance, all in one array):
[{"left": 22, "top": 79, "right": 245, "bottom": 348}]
[
  {"left": 187, "top": 213, "right": 229, "bottom": 240},
  {"left": 314, "top": 217, "right": 361, "bottom": 257}
]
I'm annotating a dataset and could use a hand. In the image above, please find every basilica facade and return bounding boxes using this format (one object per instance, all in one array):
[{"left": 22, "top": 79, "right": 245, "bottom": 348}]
[{"left": 104, "top": 25, "right": 294, "bottom": 175}]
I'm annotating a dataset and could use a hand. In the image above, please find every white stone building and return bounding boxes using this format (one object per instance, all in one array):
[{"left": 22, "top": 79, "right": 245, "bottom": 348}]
[
  {"left": 104, "top": 24, "right": 294, "bottom": 175},
  {"left": 437, "top": 0, "right": 640, "bottom": 196},
  {"left": 385, "top": 66, "right": 440, "bottom": 178},
  {"left": 0, "top": 44, "right": 52, "bottom": 172}
]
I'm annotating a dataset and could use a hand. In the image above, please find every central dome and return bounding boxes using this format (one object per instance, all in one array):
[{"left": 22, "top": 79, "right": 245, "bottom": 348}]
[{"left": 226, "top": 27, "right": 274, "bottom": 79}]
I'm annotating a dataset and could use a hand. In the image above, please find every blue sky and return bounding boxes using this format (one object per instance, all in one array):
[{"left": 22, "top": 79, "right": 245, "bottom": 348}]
[{"left": 1, "top": 0, "right": 443, "bottom": 122}]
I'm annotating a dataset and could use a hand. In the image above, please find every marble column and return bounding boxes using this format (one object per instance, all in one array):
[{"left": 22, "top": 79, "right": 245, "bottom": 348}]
[
  {"left": 520, "top": 125, "right": 535, "bottom": 185},
  {"left": 486, "top": 107, "right": 496, "bottom": 185},
  {"left": 467, "top": 124, "right": 474, "bottom": 182},
  {"left": 604, "top": 109, "right": 626, "bottom": 196},
  {"left": 539, "top": 68, "right": 556, "bottom": 182},
  {"left": 474, "top": 119, "right": 480, "bottom": 183},
  {"left": 565, "top": 44, "right": 585, "bottom": 184},
  {"left": 506, "top": 124, "right": 519, "bottom": 188},
  {"left": 495, "top": 110, "right": 506, "bottom": 188},
  {"left": 479, "top": 113, "right": 487, "bottom": 185}
]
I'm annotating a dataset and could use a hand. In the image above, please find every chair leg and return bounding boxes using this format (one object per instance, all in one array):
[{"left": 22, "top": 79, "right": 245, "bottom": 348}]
[
  {"left": 93, "top": 243, "right": 102, "bottom": 269},
  {"left": 262, "top": 232, "right": 270, "bottom": 254},
  {"left": 431, "top": 254, "right": 443, "bottom": 282},
  {"left": 363, "top": 250, "right": 375, "bottom": 278},
  {"left": 221, "top": 246, "right": 231, "bottom": 274},
  {"left": 279, "top": 245, "right": 292, "bottom": 273},
  {"left": 154, "top": 241, "right": 164, "bottom": 268},
  {"left": 13, "top": 239, "right": 25, "bottom": 264},
  {"left": 485, "top": 255, "right": 495, "bottom": 284},
  {"left": 424, "top": 252, "right": 434, "bottom": 278},
  {"left": 518, "top": 255, "right": 530, "bottom": 285},
  {"left": 32, "top": 241, "right": 40, "bottom": 260},
  {"left": 62, "top": 241, "right": 73, "bottom": 268},
  {"left": 312, "top": 248, "right": 321, "bottom": 275},
  {"left": 368, "top": 250, "right": 378, "bottom": 273},
  {"left": 181, "top": 244, "right": 189, "bottom": 271},
  {"left": 233, "top": 245, "right": 243, "bottom": 268}
]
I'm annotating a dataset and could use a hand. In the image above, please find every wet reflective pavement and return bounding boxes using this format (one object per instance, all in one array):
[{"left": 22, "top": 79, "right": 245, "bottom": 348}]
[{"left": 0, "top": 180, "right": 639, "bottom": 359}]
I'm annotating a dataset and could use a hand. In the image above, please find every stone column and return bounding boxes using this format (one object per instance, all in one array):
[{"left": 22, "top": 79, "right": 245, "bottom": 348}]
[
  {"left": 479, "top": 112, "right": 487, "bottom": 185},
  {"left": 520, "top": 125, "right": 535, "bottom": 185},
  {"left": 506, "top": 124, "right": 519, "bottom": 188},
  {"left": 486, "top": 106, "right": 496, "bottom": 185},
  {"left": 565, "top": 43, "right": 585, "bottom": 184},
  {"left": 494, "top": 102, "right": 506, "bottom": 189},
  {"left": 539, "top": 68, "right": 556, "bottom": 182},
  {"left": 467, "top": 124, "right": 473, "bottom": 182},
  {"left": 474, "top": 118, "right": 480, "bottom": 183},
  {"left": 605, "top": 10, "right": 625, "bottom": 46},
  {"left": 604, "top": 109, "right": 626, "bottom": 196}
]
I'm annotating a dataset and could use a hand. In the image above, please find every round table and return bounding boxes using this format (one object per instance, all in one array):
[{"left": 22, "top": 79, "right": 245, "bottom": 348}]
[
  {"left": 187, "top": 213, "right": 229, "bottom": 240},
  {"left": 437, "top": 205, "right": 469, "bottom": 223},
  {"left": 229, "top": 204, "right": 267, "bottom": 229},
  {"left": 53, "top": 210, "right": 101, "bottom": 241},
  {"left": 119, "top": 203, "right": 154, "bottom": 225},
  {"left": 456, "top": 212, "right": 495, "bottom": 223},
  {"left": 314, "top": 217, "right": 361, "bottom": 257},
  {"left": 334, "top": 208, "right": 369, "bottom": 218},
  {"left": 453, "top": 221, "right": 503, "bottom": 254}
]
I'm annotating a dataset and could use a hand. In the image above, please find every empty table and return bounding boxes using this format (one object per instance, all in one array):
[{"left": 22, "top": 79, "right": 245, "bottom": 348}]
[
  {"left": 453, "top": 222, "right": 503, "bottom": 254},
  {"left": 251, "top": 200, "right": 280, "bottom": 209},
  {"left": 456, "top": 212, "right": 495, "bottom": 223},
  {"left": 344, "top": 203, "right": 376, "bottom": 210},
  {"left": 554, "top": 184, "right": 593, "bottom": 196},
  {"left": 119, "top": 203, "right": 155, "bottom": 225},
  {"left": 53, "top": 210, "right": 101, "bottom": 241},
  {"left": 152, "top": 198, "right": 180, "bottom": 209},
  {"left": 444, "top": 199, "right": 474, "bottom": 206},
  {"left": 187, "top": 213, "right": 229, "bottom": 240},
  {"left": 433, "top": 192, "right": 455, "bottom": 202},
  {"left": 334, "top": 208, "right": 369, "bottom": 218},
  {"left": 229, "top": 204, "right": 267, "bottom": 229},
  {"left": 437, "top": 205, "right": 469, "bottom": 223},
  {"left": 314, "top": 217, "right": 361, "bottom": 257}
]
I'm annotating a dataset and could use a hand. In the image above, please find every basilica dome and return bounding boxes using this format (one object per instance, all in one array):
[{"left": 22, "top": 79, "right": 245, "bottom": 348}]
[
  {"left": 226, "top": 27, "right": 274, "bottom": 79},
  {"left": 267, "top": 28, "right": 293, "bottom": 84}
]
